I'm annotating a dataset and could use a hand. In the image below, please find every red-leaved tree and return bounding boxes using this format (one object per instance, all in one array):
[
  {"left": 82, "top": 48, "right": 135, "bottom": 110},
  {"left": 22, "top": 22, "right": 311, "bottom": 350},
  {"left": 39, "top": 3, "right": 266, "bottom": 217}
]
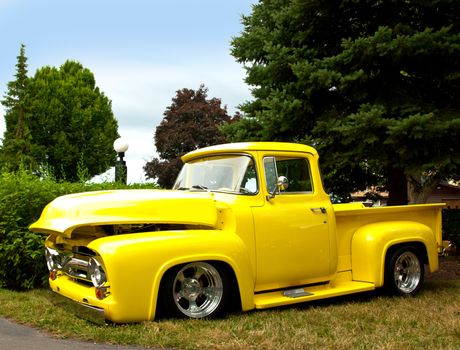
[{"left": 144, "top": 85, "right": 232, "bottom": 188}]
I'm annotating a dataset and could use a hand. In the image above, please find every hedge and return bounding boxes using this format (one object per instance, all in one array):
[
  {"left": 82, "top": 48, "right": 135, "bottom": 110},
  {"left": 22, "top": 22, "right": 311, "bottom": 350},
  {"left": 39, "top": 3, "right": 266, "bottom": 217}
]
[{"left": 0, "top": 170, "right": 156, "bottom": 289}]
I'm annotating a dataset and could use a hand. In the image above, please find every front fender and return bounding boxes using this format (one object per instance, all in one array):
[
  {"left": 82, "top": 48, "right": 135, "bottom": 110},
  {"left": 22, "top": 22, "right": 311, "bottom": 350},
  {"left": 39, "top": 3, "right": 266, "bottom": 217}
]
[
  {"left": 88, "top": 230, "right": 254, "bottom": 322},
  {"left": 351, "top": 221, "right": 438, "bottom": 287}
]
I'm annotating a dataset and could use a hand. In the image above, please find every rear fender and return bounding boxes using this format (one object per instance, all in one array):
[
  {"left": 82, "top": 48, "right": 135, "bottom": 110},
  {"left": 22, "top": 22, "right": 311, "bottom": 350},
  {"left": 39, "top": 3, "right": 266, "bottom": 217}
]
[{"left": 351, "top": 221, "right": 438, "bottom": 286}]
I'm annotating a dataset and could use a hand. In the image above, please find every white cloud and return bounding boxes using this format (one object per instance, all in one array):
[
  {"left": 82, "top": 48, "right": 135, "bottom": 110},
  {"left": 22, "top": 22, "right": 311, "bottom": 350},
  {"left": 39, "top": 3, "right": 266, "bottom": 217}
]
[
  {"left": 90, "top": 57, "right": 250, "bottom": 118},
  {"left": 84, "top": 56, "right": 252, "bottom": 183}
]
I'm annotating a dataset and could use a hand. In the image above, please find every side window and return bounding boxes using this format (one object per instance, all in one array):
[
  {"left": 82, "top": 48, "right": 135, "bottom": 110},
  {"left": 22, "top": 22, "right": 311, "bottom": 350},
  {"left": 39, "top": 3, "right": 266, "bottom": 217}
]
[
  {"left": 263, "top": 156, "right": 313, "bottom": 194},
  {"left": 276, "top": 158, "right": 313, "bottom": 192}
]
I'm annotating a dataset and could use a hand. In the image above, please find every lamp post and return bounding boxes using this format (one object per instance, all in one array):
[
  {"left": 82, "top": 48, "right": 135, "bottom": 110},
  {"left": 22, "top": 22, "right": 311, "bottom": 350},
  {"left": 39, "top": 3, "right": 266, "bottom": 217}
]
[{"left": 113, "top": 137, "right": 129, "bottom": 184}]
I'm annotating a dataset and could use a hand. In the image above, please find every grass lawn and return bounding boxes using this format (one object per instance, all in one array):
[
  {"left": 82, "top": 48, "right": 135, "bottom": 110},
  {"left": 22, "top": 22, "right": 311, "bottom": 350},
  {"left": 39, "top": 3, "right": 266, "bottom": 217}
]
[{"left": 0, "top": 279, "right": 459, "bottom": 349}]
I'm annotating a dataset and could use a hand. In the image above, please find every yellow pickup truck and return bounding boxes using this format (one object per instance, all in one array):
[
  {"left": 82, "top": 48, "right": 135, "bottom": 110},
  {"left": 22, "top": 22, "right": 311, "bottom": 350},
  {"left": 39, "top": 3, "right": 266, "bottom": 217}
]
[{"left": 30, "top": 142, "right": 444, "bottom": 323}]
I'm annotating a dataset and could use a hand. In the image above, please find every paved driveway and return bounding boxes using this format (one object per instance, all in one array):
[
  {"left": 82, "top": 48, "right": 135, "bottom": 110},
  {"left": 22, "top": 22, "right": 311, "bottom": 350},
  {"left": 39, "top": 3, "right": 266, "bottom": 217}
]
[{"left": 0, "top": 317, "right": 152, "bottom": 350}]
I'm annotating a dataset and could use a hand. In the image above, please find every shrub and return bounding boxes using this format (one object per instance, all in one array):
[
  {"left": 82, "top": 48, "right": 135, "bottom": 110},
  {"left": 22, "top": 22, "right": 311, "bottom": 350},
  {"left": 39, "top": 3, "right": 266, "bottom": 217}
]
[
  {"left": 443, "top": 209, "right": 460, "bottom": 253},
  {"left": 0, "top": 170, "right": 156, "bottom": 289}
]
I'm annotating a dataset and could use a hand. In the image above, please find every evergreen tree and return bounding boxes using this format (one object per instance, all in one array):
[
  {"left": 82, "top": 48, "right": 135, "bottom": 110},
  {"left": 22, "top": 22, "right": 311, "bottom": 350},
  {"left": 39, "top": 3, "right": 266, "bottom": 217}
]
[
  {"left": 226, "top": 0, "right": 460, "bottom": 204},
  {"left": 1, "top": 43, "right": 34, "bottom": 168},
  {"left": 144, "top": 85, "right": 231, "bottom": 188}
]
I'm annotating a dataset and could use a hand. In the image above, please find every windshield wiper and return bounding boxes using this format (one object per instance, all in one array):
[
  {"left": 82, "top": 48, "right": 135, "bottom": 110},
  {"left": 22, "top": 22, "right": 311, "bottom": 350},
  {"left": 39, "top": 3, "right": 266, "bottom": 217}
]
[
  {"left": 191, "top": 185, "right": 208, "bottom": 191},
  {"left": 176, "top": 185, "right": 208, "bottom": 191}
]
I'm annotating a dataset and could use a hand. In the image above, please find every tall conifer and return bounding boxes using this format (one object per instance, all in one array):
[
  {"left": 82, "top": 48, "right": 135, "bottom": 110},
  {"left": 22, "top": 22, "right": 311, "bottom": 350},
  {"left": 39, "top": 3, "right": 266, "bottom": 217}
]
[{"left": 1, "top": 43, "right": 33, "bottom": 169}]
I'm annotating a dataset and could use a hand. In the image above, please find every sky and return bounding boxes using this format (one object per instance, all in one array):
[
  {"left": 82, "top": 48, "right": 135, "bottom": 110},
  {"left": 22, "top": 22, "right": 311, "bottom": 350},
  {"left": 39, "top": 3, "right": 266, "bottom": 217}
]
[{"left": 0, "top": 0, "right": 255, "bottom": 183}]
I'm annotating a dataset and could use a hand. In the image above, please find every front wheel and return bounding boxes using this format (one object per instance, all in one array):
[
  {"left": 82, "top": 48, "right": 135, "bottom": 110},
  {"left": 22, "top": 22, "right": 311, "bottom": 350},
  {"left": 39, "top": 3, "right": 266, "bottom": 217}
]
[
  {"left": 158, "top": 262, "right": 229, "bottom": 319},
  {"left": 385, "top": 246, "right": 424, "bottom": 296}
]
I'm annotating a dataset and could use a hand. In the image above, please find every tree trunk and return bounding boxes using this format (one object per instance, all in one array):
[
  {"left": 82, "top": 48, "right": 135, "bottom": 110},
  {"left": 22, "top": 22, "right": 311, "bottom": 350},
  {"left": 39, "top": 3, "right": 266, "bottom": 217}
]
[
  {"left": 407, "top": 174, "right": 438, "bottom": 204},
  {"left": 15, "top": 105, "right": 26, "bottom": 139},
  {"left": 387, "top": 167, "right": 408, "bottom": 206}
]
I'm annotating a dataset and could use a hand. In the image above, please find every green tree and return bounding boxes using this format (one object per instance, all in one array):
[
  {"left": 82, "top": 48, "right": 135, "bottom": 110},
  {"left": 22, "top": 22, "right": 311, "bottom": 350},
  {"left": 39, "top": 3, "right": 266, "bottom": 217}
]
[
  {"left": 27, "top": 60, "right": 118, "bottom": 181},
  {"left": 144, "top": 85, "right": 231, "bottom": 188},
  {"left": 1, "top": 43, "right": 35, "bottom": 168},
  {"left": 2, "top": 50, "right": 119, "bottom": 181},
  {"left": 226, "top": 0, "right": 460, "bottom": 204}
]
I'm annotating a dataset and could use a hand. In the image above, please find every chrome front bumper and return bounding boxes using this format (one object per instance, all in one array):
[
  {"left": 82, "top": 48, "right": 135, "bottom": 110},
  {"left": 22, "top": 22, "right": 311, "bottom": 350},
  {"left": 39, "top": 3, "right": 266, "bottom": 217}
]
[{"left": 48, "top": 291, "right": 106, "bottom": 325}]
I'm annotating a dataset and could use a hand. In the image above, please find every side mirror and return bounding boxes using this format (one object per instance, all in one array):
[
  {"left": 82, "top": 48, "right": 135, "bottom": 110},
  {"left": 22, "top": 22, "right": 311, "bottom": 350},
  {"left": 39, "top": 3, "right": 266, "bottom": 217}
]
[
  {"left": 277, "top": 176, "right": 289, "bottom": 191},
  {"left": 267, "top": 176, "right": 289, "bottom": 201}
]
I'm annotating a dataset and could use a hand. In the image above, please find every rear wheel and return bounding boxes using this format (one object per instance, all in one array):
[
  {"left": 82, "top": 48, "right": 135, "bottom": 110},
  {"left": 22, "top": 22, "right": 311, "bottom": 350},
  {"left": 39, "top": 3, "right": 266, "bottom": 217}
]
[
  {"left": 385, "top": 246, "right": 424, "bottom": 296},
  {"left": 158, "top": 262, "right": 229, "bottom": 318}
]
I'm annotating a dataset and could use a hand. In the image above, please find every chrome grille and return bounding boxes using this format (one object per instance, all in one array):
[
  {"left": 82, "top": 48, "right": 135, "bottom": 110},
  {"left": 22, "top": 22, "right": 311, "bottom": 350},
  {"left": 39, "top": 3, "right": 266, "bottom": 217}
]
[
  {"left": 62, "top": 256, "right": 91, "bottom": 281},
  {"left": 47, "top": 246, "right": 93, "bottom": 283}
]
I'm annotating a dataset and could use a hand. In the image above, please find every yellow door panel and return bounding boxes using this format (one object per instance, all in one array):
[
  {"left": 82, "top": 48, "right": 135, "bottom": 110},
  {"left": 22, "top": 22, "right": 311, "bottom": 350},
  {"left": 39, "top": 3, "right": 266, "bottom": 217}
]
[
  {"left": 253, "top": 194, "right": 331, "bottom": 291},
  {"left": 253, "top": 152, "right": 332, "bottom": 291}
]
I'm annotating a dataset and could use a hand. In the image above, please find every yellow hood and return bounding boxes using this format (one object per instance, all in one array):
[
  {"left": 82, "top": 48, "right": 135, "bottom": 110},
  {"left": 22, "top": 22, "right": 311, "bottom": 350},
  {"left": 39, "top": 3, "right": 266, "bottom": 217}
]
[{"left": 30, "top": 189, "right": 218, "bottom": 238}]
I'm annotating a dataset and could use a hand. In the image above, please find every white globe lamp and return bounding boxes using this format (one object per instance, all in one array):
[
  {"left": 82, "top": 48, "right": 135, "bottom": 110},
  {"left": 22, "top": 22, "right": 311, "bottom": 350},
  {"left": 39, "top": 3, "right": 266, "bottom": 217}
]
[{"left": 113, "top": 137, "right": 129, "bottom": 184}]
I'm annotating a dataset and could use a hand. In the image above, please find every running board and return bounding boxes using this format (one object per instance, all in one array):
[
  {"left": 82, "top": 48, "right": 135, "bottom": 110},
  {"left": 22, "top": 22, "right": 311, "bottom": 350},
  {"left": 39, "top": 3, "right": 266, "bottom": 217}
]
[{"left": 254, "top": 281, "right": 375, "bottom": 309}]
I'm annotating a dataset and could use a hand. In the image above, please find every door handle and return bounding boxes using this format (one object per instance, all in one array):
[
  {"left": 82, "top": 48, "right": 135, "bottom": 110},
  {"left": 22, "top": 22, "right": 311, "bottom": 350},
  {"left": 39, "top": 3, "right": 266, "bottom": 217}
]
[{"left": 311, "top": 207, "right": 327, "bottom": 214}]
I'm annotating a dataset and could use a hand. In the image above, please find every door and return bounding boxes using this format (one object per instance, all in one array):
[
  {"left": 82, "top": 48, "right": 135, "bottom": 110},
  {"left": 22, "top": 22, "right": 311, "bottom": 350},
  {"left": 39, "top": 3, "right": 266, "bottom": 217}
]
[{"left": 252, "top": 154, "right": 332, "bottom": 291}]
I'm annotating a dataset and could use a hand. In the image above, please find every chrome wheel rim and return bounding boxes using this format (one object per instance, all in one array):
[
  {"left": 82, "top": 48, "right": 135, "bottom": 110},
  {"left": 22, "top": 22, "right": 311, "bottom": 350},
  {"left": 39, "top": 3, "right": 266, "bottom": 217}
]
[
  {"left": 173, "top": 262, "right": 223, "bottom": 318},
  {"left": 393, "top": 251, "right": 421, "bottom": 294}
]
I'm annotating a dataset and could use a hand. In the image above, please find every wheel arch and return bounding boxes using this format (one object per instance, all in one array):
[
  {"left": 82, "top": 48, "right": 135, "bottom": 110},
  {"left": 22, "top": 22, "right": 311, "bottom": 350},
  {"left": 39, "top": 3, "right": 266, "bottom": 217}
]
[
  {"left": 351, "top": 221, "right": 438, "bottom": 287},
  {"left": 149, "top": 254, "right": 254, "bottom": 320},
  {"left": 385, "top": 242, "right": 428, "bottom": 265}
]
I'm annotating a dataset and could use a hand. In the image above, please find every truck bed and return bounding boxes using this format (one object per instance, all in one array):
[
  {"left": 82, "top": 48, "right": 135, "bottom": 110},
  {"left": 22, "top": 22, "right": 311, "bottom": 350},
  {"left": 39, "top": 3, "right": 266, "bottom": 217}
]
[{"left": 333, "top": 203, "right": 444, "bottom": 274}]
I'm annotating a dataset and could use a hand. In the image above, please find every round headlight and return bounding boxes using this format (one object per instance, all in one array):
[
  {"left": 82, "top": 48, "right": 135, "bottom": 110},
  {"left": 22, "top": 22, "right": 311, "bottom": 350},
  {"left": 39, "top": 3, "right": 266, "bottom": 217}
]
[
  {"left": 45, "top": 247, "right": 61, "bottom": 271},
  {"left": 89, "top": 257, "right": 107, "bottom": 288}
]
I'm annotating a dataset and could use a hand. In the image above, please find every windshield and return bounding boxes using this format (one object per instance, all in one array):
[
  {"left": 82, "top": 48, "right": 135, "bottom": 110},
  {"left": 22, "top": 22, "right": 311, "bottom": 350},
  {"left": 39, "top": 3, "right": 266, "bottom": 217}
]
[{"left": 173, "top": 155, "right": 258, "bottom": 195}]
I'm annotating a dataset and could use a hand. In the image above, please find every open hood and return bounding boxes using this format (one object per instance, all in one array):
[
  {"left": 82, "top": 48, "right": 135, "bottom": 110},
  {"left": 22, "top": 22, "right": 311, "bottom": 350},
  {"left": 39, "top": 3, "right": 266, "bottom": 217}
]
[{"left": 30, "top": 189, "right": 218, "bottom": 238}]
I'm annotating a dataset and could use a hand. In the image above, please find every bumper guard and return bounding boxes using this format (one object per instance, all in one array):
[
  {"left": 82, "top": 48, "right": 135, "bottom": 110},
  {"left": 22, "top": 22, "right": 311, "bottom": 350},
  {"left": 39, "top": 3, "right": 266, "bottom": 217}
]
[{"left": 48, "top": 291, "right": 106, "bottom": 325}]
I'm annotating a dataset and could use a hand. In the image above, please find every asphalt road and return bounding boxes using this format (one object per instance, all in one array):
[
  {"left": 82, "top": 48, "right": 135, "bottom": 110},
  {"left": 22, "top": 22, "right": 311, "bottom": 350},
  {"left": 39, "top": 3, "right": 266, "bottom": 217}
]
[{"left": 0, "top": 317, "right": 151, "bottom": 350}]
